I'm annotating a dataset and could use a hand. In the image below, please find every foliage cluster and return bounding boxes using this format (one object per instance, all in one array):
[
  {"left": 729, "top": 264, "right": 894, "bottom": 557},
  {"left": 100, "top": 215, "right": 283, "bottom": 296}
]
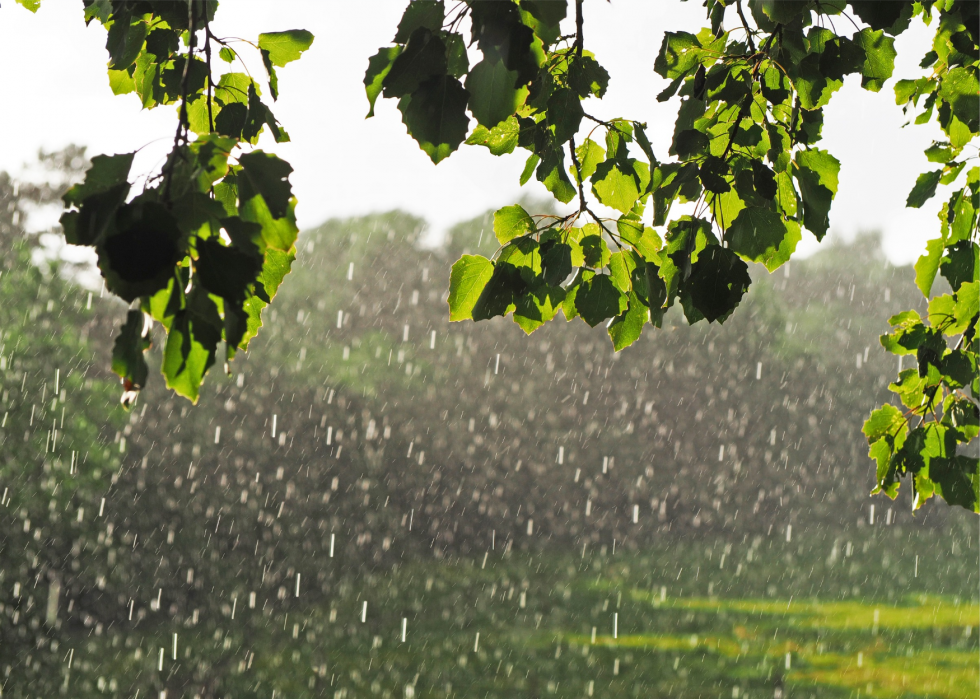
[
  {"left": 9, "top": 1, "right": 977, "bottom": 513},
  {"left": 17, "top": 0, "right": 314, "bottom": 404},
  {"left": 364, "top": 0, "right": 978, "bottom": 511}
]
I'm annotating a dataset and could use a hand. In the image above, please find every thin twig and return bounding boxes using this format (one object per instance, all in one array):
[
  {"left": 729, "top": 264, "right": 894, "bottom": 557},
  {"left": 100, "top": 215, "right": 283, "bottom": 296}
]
[
  {"left": 574, "top": 0, "right": 584, "bottom": 58},
  {"left": 735, "top": 0, "right": 757, "bottom": 53},
  {"left": 569, "top": 136, "right": 588, "bottom": 215},
  {"left": 205, "top": 25, "right": 214, "bottom": 133},
  {"left": 164, "top": 0, "right": 197, "bottom": 201}
]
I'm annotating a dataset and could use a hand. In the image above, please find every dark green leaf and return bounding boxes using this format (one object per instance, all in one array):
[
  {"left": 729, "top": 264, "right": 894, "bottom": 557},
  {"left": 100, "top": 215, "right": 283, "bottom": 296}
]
[
  {"left": 568, "top": 55, "right": 610, "bottom": 99},
  {"left": 940, "top": 241, "right": 979, "bottom": 292},
  {"left": 472, "top": 263, "right": 525, "bottom": 320},
  {"left": 111, "top": 309, "right": 150, "bottom": 391},
  {"left": 682, "top": 245, "right": 751, "bottom": 322},
  {"left": 97, "top": 201, "right": 181, "bottom": 302},
  {"left": 383, "top": 28, "right": 447, "bottom": 99},
  {"left": 466, "top": 57, "right": 525, "bottom": 128},
  {"left": 547, "top": 88, "right": 584, "bottom": 144},
  {"left": 929, "top": 456, "right": 979, "bottom": 512},
  {"left": 399, "top": 75, "right": 470, "bottom": 164},
  {"left": 393, "top": 0, "right": 445, "bottom": 43},
  {"left": 541, "top": 242, "right": 573, "bottom": 286},
  {"left": 238, "top": 151, "right": 294, "bottom": 220},
  {"left": 196, "top": 238, "right": 262, "bottom": 301},
  {"left": 106, "top": 16, "right": 148, "bottom": 71},
  {"left": 906, "top": 169, "right": 943, "bottom": 208},
  {"left": 575, "top": 274, "right": 627, "bottom": 327},
  {"left": 513, "top": 284, "right": 565, "bottom": 334},
  {"left": 536, "top": 147, "right": 576, "bottom": 203}
]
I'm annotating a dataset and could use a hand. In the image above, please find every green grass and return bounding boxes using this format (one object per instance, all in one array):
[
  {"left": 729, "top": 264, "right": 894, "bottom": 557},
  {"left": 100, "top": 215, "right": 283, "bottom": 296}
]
[{"left": 48, "top": 529, "right": 980, "bottom": 698}]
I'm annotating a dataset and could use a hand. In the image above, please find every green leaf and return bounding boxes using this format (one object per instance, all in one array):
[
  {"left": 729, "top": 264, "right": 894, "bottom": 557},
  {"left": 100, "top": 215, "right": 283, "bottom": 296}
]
[
  {"left": 493, "top": 205, "right": 535, "bottom": 245},
  {"left": 399, "top": 75, "right": 470, "bottom": 164},
  {"left": 466, "top": 116, "right": 520, "bottom": 155},
  {"left": 466, "top": 57, "right": 526, "bottom": 128},
  {"left": 219, "top": 47, "right": 235, "bottom": 63},
  {"left": 15, "top": 0, "right": 41, "bottom": 12},
  {"left": 364, "top": 46, "right": 403, "bottom": 118},
  {"left": 111, "top": 309, "right": 150, "bottom": 391},
  {"left": 728, "top": 207, "right": 801, "bottom": 273},
  {"left": 953, "top": 281, "right": 979, "bottom": 333},
  {"left": 108, "top": 68, "right": 136, "bottom": 95},
  {"left": 939, "top": 67, "right": 980, "bottom": 131},
  {"left": 255, "top": 246, "right": 295, "bottom": 306},
  {"left": 853, "top": 28, "right": 896, "bottom": 92},
  {"left": 161, "top": 292, "right": 222, "bottom": 404},
  {"left": 914, "top": 236, "right": 945, "bottom": 297},
  {"left": 258, "top": 30, "right": 314, "bottom": 67},
  {"left": 906, "top": 169, "right": 943, "bottom": 208},
  {"left": 393, "top": 0, "right": 445, "bottom": 43},
  {"left": 591, "top": 159, "right": 650, "bottom": 214},
  {"left": 924, "top": 141, "right": 959, "bottom": 164},
  {"left": 682, "top": 245, "right": 751, "bottom": 323},
  {"left": 607, "top": 251, "right": 635, "bottom": 294},
  {"left": 793, "top": 148, "right": 840, "bottom": 240},
  {"left": 863, "top": 403, "right": 906, "bottom": 442},
  {"left": 513, "top": 285, "right": 565, "bottom": 334},
  {"left": 575, "top": 274, "right": 627, "bottom": 327},
  {"left": 573, "top": 138, "right": 605, "bottom": 183},
  {"left": 215, "top": 72, "right": 253, "bottom": 105},
  {"left": 448, "top": 255, "right": 494, "bottom": 321},
  {"left": 607, "top": 291, "right": 647, "bottom": 351}
]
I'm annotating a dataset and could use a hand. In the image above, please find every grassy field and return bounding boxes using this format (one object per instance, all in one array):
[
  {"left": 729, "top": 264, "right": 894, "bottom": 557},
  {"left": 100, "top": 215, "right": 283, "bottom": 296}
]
[{"left": 63, "top": 525, "right": 977, "bottom": 699}]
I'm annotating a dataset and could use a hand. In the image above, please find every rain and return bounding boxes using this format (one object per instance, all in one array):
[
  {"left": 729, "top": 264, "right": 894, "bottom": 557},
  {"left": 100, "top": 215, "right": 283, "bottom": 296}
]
[{"left": 0, "top": 149, "right": 977, "bottom": 699}]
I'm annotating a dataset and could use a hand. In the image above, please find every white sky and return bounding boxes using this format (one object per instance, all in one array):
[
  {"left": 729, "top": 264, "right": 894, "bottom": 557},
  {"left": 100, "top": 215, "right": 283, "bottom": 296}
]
[{"left": 0, "top": 0, "right": 952, "bottom": 265}]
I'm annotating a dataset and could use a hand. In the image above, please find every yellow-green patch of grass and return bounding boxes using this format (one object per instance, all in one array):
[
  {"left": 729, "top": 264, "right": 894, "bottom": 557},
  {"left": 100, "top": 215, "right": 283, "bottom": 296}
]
[
  {"left": 794, "top": 650, "right": 979, "bottom": 699},
  {"left": 631, "top": 592, "right": 979, "bottom": 630}
]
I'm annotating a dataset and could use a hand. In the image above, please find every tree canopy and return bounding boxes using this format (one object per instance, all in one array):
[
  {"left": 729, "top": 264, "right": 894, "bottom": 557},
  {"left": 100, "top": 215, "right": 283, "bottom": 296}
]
[{"left": 13, "top": 0, "right": 979, "bottom": 513}]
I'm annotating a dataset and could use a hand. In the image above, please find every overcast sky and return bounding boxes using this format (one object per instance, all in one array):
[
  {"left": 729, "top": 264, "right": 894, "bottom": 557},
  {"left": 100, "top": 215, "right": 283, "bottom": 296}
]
[{"left": 0, "top": 1, "right": 951, "bottom": 264}]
